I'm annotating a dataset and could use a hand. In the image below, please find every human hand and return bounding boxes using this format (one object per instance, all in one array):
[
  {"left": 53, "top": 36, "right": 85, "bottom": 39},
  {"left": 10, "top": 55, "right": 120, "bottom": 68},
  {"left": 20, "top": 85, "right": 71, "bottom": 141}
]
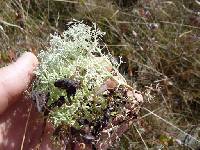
[{"left": 0, "top": 52, "right": 54, "bottom": 150}]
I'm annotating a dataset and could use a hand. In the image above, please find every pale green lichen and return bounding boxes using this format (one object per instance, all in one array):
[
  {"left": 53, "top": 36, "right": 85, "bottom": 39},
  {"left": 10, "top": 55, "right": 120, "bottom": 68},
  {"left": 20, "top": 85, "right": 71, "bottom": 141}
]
[{"left": 33, "top": 20, "right": 119, "bottom": 127}]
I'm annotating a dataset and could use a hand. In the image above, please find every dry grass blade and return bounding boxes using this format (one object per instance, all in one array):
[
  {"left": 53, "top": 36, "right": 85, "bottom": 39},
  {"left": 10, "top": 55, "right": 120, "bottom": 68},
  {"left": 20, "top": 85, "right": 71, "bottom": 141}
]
[
  {"left": 142, "top": 107, "right": 200, "bottom": 144},
  {"left": 133, "top": 124, "right": 149, "bottom": 150},
  {"left": 0, "top": 19, "right": 23, "bottom": 30},
  {"left": 20, "top": 104, "right": 33, "bottom": 150}
]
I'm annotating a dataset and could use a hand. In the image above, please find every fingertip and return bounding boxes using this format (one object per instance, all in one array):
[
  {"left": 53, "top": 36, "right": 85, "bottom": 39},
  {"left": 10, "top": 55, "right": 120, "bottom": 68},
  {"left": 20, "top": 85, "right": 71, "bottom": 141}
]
[
  {"left": 0, "top": 52, "right": 38, "bottom": 113},
  {"left": 15, "top": 52, "right": 38, "bottom": 68}
]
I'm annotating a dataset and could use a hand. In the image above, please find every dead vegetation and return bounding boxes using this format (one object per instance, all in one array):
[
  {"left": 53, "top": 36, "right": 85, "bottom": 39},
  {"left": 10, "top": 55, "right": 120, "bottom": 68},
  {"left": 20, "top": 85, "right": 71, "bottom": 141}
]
[{"left": 0, "top": 0, "right": 200, "bottom": 149}]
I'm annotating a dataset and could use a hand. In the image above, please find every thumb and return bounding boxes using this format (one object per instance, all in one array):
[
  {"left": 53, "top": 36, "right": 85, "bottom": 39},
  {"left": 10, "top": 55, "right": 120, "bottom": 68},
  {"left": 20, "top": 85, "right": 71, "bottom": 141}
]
[{"left": 0, "top": 52, "right": 38, "bottom": 114}]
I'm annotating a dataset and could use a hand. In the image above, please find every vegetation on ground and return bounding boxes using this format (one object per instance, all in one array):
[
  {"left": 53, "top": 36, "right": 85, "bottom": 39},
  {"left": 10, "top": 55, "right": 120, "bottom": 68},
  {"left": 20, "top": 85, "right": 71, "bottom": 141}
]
[{"left": 0, "top": 0, "right": 200, "bottom": 149}]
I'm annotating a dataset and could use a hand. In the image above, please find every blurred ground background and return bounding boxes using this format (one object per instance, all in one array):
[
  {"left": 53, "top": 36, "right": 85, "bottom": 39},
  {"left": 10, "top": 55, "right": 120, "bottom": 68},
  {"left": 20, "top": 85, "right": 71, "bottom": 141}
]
[{"left": 0, "top": 0, "right": 200, "bottom": 149}]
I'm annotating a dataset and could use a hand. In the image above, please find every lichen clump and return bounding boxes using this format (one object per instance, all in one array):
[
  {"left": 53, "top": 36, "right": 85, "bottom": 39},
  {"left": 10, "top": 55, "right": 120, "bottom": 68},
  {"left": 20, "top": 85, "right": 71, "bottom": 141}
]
[{"left": 33, "top": 21, "right": 120, "bottom": 127}]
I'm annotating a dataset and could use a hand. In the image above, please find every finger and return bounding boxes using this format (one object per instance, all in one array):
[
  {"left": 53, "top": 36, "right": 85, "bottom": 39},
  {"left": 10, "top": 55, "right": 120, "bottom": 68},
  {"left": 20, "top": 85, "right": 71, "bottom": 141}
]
[{"left": 0, "top": 52, "right": 38, "bottom": 113}]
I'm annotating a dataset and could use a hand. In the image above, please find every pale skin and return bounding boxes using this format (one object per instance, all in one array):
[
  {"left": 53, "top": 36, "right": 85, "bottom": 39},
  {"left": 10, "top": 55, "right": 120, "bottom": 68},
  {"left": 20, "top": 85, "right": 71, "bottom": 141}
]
[{"left": 0, "top": 52, "right": 54, "bottom": 150}]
